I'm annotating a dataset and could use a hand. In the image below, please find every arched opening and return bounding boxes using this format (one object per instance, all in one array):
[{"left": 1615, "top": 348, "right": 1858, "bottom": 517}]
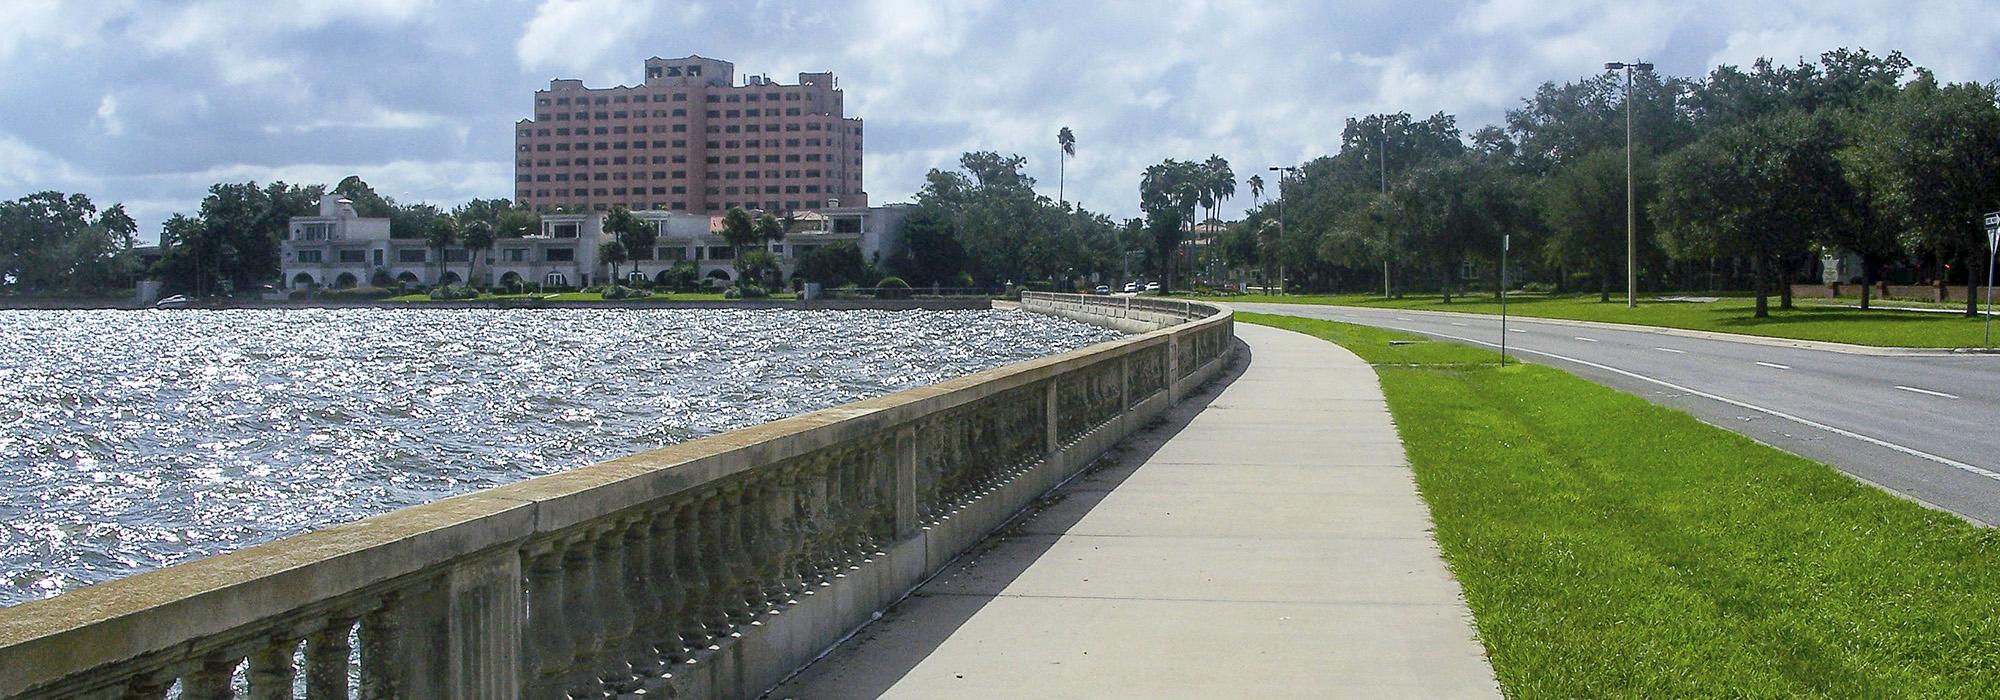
[
  {"left": 438, "top": 271, "right": 462, "bottom": 286},
  {"left": 705, "top": 269, "right": 733, "bottom": 282},
  {"left": 654, "top": 269, "right": 676, "bottom": 286},
  {"left": 334, "top": 272, "right": 359, "bottom": 289},
  {"left": 499, "top": 271, "right": 523, "bottom": 287},
  {"left": 290, "top": 272, "right": 316, "bottom": 289}
]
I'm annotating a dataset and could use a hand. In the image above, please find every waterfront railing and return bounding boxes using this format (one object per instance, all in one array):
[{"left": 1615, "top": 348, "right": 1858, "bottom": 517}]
[{"left": 0, "top": 293, "right": 1232, "bottom": 699}]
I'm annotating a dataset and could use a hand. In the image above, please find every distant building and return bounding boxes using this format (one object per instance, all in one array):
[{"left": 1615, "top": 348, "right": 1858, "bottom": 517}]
[
  {"left": 280, "top": 196, "right": 911, "bottom": 290},
  {"left": 514, "top": 55, "right": 866, "bottom": 215}
]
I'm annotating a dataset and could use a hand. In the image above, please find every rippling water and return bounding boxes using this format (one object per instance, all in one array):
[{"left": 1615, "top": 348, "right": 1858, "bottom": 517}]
[{"left": 0, "top": 308, "right": 1121, "bottom": 607}]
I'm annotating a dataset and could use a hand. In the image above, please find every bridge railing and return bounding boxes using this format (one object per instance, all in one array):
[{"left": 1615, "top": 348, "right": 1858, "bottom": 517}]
[{"left": 0, "top": 294, "right": 1231, "bottom": 700}]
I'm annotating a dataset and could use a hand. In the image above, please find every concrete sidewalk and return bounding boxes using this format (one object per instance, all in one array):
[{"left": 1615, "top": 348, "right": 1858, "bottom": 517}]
[{"left": 771, "top": 323, "right": 1499, "bottom": 699}]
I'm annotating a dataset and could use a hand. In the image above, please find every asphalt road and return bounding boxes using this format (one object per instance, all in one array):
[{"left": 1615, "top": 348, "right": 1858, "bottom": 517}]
[{"left": 1233, "top": 301, "right": 2000, "bottom": 526}]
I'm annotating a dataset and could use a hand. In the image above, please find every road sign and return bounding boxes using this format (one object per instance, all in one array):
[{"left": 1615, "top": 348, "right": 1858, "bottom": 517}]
[{"left": 1986, "top": 211, "right": 1999, "bottom": 250}]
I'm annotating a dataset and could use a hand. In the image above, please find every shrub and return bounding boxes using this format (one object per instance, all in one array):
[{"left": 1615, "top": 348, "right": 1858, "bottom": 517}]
[
  {"left": 600, "top": 285, "right": 653, "bottom": 300},
  {"left": 953, "top": 272, "right": 976, "bottom": 289},
  {"left": 427, "top": 284, "right": 480, "bottom": 301},
  {"left": 317, "top": 286, "right": 397, "bottom": 301},
  {"left": 724, "top": 284, "right": 770, "bottom": 300},
  {"left": 876, "top": 276, "right": 911, "bottom": 299}
]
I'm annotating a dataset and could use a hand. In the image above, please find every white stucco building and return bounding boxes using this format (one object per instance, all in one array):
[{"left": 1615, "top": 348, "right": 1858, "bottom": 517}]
[{"left": 281, "top": 196, "right": 913, "bottom": 291}]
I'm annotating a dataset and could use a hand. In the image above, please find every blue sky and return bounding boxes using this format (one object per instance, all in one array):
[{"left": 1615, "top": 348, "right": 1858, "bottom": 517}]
[{"left": 3, "top": 0, "right": 1996, "bottom": 242}]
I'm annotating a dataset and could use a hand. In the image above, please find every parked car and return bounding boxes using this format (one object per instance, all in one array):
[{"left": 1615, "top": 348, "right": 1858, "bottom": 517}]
[
  {"left": 1093, "top": 285, "right": 1110, "bottom": 294},
  {"left": 154, "top": 295, "right": 190, "bottom": 309},
  {"left": 1122, "top": 282, "right": 1138, "bottom": 293},
  {"left": 1144, "top": 282, "right": 1161, "bottom": 292}
]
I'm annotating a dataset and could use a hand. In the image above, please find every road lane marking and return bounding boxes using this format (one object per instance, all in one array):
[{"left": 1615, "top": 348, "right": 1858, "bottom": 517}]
[
  {"left": 1574, "top": 337, "right": 1599, "bottom": 342},
  {"left": 1656, "top": 347, "right": 1687, "bottom": 354},
  {"left": 1374, "top": 326, "right": 2000, "bottom": 484},
  {"left": 1395, "top": 317, "right": 1414, "bottom": 321},
  {"left": 1896, "top": 386, "right": 1960, "bottom": 400},
  {"left": 1509, "top": 328, "right": 1526, "bottom": 333},
  {"left": 1449, "top": 322, "right": 1468, "bottom": 327},
  {"left": 1755, "top": 362, "right": 1792, "bottom": 370}
]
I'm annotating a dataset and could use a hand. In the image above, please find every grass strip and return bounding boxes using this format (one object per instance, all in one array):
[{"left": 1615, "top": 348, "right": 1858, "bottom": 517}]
[
  {"left": 1239, "top": 311, "right": 2000, "bottom": 697},
  {"left": 1230, "top": 292, "right": 1993, "bottom": 348}
]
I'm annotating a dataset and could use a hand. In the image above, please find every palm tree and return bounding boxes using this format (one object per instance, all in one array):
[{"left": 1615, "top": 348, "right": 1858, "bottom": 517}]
[
  {"left": 754, "top": 214, "right": 786, "bottom": 288},
  {"left": 423, "top": 216, "right": 458, "bottom": 286},
  {"left": 1057, "top": 127, "right": 1077, "bottom": 205},
  {"left": 460, "top": 220, "right": 494, "bottom": 287},
  {"left": 719, "top": 207, "right": 758, "bottom": 287},
  {"left": 599, "top": 239, "right": 628, "bottom": 283},
  {"left": 1248, "top": 174, "right": 1265, "bottom": 207}
]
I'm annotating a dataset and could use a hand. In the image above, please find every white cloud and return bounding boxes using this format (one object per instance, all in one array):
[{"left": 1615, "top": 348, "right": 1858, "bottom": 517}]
[
  {"left": 96, "top": 94, "right": 124, "bottom": 137},
  {"left": 517, "top": 0, "right": 667, "bottom": 78},
  {"left": 262, "top": 107, "right": 447, "bottom": 134},
  {"left": 0, "top": 133, "right": 91, "bottom": 192}
]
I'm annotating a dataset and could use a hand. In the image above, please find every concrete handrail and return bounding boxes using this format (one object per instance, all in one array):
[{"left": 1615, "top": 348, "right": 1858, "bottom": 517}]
[{"left": 0, "top": 294, "right": 1232, "bottom": 699}]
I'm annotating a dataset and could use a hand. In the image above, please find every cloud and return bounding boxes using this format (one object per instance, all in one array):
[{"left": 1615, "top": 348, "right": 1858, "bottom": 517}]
[
  {"left": 96, "top": 94, "right": 124, "bottom": 137},
  {"left": 517, "top": 0, "right": 669, "bottom": 79}
]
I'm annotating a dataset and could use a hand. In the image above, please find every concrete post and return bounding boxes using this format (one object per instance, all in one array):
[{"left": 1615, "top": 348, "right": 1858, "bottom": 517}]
[
  {"left": 446, "top": 548, "right": 523, "bottom": 699},
  {"left": 1166, "top": 335, "right": 1182, "bottom": 405},
  {"left": 1045, "top": 380, "right": 1060, "bottom": 454},
  {"left": 893, "top": 425, "right": 920, "bottom": 537}
]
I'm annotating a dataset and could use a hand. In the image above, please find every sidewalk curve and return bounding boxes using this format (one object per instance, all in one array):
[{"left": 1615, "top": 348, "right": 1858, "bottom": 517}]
[{"left": 772, "top": 323, "right": 1499, "bottom": 699}]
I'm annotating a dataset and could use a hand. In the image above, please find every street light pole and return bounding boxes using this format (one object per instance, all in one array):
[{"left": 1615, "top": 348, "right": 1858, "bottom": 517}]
[
  {"left": 1381, "top": 127, "right": 1391, "bottom": 298},
  {"left": 1606, "top": 59, "right": 1653, "bottom": 309},
  {"left": 1268, "top": 166, "right": 1295, "bottom": 296}
]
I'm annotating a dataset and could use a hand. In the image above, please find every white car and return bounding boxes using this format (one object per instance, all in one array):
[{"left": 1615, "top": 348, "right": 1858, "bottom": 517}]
[
  {"left": 154, "top": 295, "right": 190, "bottom": 309},
  {"left": 1122, "top": 282, "right": 1138, "bottom": 293},
  {"left": 1144, "top": 282, "right": 1161, "bottom": 293},
  {"left": 1093, "top": 285, "right": 1111, "bottom": 294}
]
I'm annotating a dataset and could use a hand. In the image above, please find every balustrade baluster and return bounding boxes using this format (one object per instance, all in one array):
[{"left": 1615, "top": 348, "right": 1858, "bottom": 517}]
[
  {"left": 560, "top": 533, "right": 609, "bottom": 700},
  {"left": 621, "top": 513, "right": 665, "bottom": 685},
  {"left": 646, "top": 503, "right": 689, "bottom": 666},
  {"left": 698, "top": 490, "right": 743, "bottom": 632},
  {"left": 671, "top": 500, "right": 715, "bottom": 654},
  {"left": 775, "top": 467, "right": 809, "bottom": 599},
  {"left": 591, "top": 521, "right": 638, "bottom": 693},
  {"left": 119, "top": 670, "right": 173, "bottom": 700},
  {"left": 247, "top": 638, "right": 297, "bottom": 700},
  {"left": 520, "top": 546, "right": 569, "bottom": 699},
  {"left": 179, "top": 655, "right": 237, "bottom": 700},
  {"left": 734, "top": 480, "right": 770, "bottom": 614},
  {"left": 303, "top": 618, "right": 353, "bottom": 700},
  {"left": 358, "top": 599, "right": 400, "bottom": 700}
]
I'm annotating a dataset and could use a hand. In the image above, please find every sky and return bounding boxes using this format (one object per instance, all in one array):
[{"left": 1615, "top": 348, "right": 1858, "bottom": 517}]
[{"left": 2, "top": 0, "right": 1996, "bottom": 243}]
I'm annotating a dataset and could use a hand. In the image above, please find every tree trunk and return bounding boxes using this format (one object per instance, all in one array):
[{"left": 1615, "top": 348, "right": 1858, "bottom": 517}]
[
  {"left": 1966, "top": 249, "right": 1980, "bottom": 319},
  {"left": 1441, "top": 264, "right": 1452, "bottom": 304},
  {"left": 1752, "top": 252, "right": 1769, "bottom": 318},
  {"left": 1859, "top": 255, "right": 1874, "bottom": 311},
  {"left": 1778, "top": 253, "right": 1793, "bottom": 310},
  {"left": 1599, "top": 268, "right": 1610, "bottom": 303}
]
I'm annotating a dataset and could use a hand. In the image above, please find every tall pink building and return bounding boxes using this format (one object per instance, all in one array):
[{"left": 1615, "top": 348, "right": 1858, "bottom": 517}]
[{"left": 514, "top": 55, "right": 866, "bottom": 214}]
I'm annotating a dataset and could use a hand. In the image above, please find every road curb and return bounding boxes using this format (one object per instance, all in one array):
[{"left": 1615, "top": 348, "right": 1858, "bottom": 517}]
[{"left": 1239, "top": 303, "right": 1974, "bottom": 357}]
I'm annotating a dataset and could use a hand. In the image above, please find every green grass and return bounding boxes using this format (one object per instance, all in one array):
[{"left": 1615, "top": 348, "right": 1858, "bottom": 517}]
[
  {"left": 1242, "top": 313, "right": 2000, "bottom": 697},
  {"left": 1232, "top": 292, "right": 1995, "bottom": 348}
]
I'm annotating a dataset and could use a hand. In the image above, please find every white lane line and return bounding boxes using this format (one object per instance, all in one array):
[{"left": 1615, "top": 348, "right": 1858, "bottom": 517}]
[
  {"left": 1381, "top": 326, "right": 2000, "bottom": 484},
  {"left": 1896, "top": 386, "right": 1961, "bottom": 400},
  {"left": 1656, "top": 347, "right": 1687, "bottom": 354},
  {"left": 1509, "top": 328, "right": 1527, "bottom": 333},
  {"left": 1395, "top": 317, "right": 1414, "bottom": 321},
  {"left": 1449, "top": 322, "right": 1468, "bottom": 327},
  {"left": 1574, "top": 337, "right": 1599, "bottom": 342},
  {"left": 1755, "top": 361, "right": 1792, "bottom": 370}
]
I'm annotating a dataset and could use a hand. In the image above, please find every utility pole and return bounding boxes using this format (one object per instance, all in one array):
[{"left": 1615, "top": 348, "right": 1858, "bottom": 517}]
[
  {"left": 1606, "top": 60, "right": 1653, "bottom": 308},
  {"left": 1381, "top": 127, "right": 1391, "bottom": 298},
  {"left": 1268, "top": 166, "right": 1296, "bottom": 296},
  {"left": 1501, "top": 234, "right": 1511, "bottom": 365}
]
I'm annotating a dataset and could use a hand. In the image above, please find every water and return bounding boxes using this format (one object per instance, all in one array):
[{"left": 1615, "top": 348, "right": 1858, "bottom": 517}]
[{"left": 0, "top": 308, "right": 1121, "bottom": 607}]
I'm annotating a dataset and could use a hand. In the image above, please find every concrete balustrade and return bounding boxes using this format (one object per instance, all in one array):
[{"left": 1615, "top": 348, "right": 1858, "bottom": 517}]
[{"left": 0, "top": 293, "right": 1231, "bottom": 700}]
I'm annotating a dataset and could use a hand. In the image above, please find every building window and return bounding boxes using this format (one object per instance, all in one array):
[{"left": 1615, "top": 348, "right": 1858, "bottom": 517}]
[
  {"left": 297, "top": 250, "right": 323, "bottom": 263},
  {"left": 546, "top": 247, "right": 575, "bottom": 262},
  {"left": 339, "top": 249, "right": 366, "bottom": 263},
  {"left": 505, "top": 248, "right": 527, "bottom": 262},
  {"left": 398, "top": 249, "right": 427, "bottom": 263}
]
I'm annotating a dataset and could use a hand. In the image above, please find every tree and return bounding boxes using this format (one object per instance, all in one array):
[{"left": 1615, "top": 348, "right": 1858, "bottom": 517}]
[
  {"left": 603, "top": 207, "right": 657, "bottom": 282},
  {"left": 0, "top": 192, "right": 139, "bottom": 294},
  {"left": 719, "top": 207, "right": 759, "bottom": 287},
  {"left": 424, "top": 216, "right": 459, "bottom": 285},
  {"left": 495, "top": 208, "right": 538, "bottom": 238},
  {"left": 887, "top": 205, "right": 965, "bottom": 286},
  {"left": 1146, "top": 208, "right": 1183, "bottom": 294},
  {"left": 737, "top": 249, "right": 779, "bottom": 289},
  {"left": 1849, "top": 75, "right": 2000, "bottom": 316},
  {"left": 795, "top": 240, "right": 871, "bottom": 287},
  {"left": 460, "top": 220, "right": 495, "bottom": 286},
  {"left": 1542, "top": 148, "right": 1654, "bottom": 301},
  {"left": 1658, "top": 111, "right": 1850, "bottom": 317},
  {"left": 598, "top": 239, "right": 628, "bottom": 283},
  {"left": 1247, "top": 174, "right": 1265, "bottom": 207},
  {"left": 1057, "top": 126, "right": 1076, "bottom": 205},
  {"left": 1386, "top": 157, "right": 1528, "bottom": 302},
  {"left": 333, "top": 176, "right": 392, "bottom": 218}
]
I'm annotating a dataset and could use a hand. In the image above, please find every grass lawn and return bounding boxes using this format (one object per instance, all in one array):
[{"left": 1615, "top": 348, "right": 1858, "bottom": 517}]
[
  {"left": 1238, "top": 311, "right": 2000, "bottom": 697},
  {"left": 1230, "top": 292, "right": 1994, "bottom": 348}
]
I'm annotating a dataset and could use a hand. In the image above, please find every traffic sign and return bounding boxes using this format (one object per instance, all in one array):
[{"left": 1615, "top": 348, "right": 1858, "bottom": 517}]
[{"left": 1987, "top": 211, "right": 1999, "bottom": 250}]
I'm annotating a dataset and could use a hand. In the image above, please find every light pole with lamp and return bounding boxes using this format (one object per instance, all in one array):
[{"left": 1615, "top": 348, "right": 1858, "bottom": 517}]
[
  {"left": 1268, "top": 165, "right": 1297, "bottom": 295},
  {"left": 1605, "top": 59, "right": 1653, "bottom": 308}
]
